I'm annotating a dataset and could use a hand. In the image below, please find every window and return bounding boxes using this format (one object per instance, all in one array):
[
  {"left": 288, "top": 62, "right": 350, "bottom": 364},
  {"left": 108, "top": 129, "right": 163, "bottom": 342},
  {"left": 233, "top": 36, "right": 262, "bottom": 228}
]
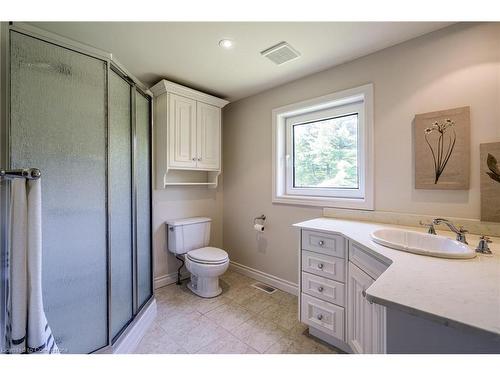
[{"left": 272, "top": 84, "right": 373, "bottom": 209}]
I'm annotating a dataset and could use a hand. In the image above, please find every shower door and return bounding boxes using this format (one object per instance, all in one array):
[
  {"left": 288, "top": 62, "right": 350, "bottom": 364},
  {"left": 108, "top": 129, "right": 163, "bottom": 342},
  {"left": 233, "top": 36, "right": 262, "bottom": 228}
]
[
  {"left": 10, "top": 31, "right": 108, "bottom": 353},
  {"left": 5, "top": 27, "right": 153, "bottom": 353},
  {"left": 135, "top": 91, "right": 152, "bottom": 310},
  {"left": 109, "top": 69, "right": 133, "bottom": 341}
]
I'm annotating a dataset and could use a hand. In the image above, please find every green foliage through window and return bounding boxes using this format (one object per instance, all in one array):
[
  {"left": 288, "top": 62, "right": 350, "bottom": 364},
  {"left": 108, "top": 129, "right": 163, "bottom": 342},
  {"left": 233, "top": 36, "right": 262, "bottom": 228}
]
[{"left": 293, "top": 114, "right": 358, "bottom": 189}]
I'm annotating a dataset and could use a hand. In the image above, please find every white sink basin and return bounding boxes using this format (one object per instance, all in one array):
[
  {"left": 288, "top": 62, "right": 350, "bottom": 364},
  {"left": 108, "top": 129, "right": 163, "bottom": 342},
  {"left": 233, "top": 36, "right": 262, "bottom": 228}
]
[{"left": 371, "top": 228, "right": 476, "bottom": 259}]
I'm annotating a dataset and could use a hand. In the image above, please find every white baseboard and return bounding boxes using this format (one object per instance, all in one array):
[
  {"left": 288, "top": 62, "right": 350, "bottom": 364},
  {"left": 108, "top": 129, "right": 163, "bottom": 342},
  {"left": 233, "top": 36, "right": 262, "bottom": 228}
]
[
  {"left": 112, "top": 299, "right": 157, "bottom": 354},
  {"left": 154, "top": 262, "right": 298, "bottom": 296},
  {"left": 229, "top": 261, "right": 298, "bottom": 296},
  {"left": 154, "top": 270, "right": 190, "bottom": 290}
]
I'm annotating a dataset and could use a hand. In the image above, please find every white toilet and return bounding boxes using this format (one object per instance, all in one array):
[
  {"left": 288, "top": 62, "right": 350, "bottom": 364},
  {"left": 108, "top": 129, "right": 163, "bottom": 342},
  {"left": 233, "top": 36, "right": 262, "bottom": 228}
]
[{"left": 166, "top": 217, "right": 229, "bottom": 298}]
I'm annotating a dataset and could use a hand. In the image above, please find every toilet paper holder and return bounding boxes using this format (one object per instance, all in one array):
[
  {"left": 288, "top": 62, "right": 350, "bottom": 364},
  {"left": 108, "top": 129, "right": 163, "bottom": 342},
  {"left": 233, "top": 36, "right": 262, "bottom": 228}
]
[{"left": 253, "top": 214, "right": 266, "bottom": 224}]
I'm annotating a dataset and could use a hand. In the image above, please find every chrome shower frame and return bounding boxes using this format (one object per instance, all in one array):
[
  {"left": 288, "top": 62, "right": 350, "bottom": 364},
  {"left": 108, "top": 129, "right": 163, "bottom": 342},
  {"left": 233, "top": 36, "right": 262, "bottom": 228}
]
[
  {"left": 0, "top": 22, "right": 10, "bottom": 354},
  {"left": 0, "top": 22, "right": 154, "bottom": 354}
]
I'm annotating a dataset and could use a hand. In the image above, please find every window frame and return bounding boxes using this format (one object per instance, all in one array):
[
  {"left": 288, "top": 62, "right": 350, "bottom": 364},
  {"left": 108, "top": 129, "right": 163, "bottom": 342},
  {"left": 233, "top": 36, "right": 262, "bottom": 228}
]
[
  {"left": 285, "top": 102, "right": 364, "bottom": 198},
  {"left": 272, "top": 83, "right": 374, "bottom": 210}
]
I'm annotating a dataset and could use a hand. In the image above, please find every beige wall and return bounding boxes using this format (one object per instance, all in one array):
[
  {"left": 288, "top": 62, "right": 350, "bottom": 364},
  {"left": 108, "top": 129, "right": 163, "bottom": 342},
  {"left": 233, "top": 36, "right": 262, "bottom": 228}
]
[
  {"left": 152, "top": 184, "right": 223, "bottom": 285},
  {"left": 222, "top": 23, "right": 500, "bottom": 284}
]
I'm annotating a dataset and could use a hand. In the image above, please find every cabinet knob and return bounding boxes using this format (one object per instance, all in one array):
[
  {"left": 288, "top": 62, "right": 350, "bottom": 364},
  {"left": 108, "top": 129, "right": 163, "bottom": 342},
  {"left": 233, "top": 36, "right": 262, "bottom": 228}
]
[
  {"left": 198, "top": 158, "right": 202, "bottom": 161},
  {"left": 317, "top": 263, "right": 324, "bottom": 270},
  {"left": 192, "top": 157, "right": 196, "bottom": 161},
  {"left": 318, "top": 240, "right": 325, "bottom": 247},
  {"left": 317, "top": 286, "right": 324, "bottom": 292},
  {"left": 317, "top": 314, "right": 323, "bottom": 321}
]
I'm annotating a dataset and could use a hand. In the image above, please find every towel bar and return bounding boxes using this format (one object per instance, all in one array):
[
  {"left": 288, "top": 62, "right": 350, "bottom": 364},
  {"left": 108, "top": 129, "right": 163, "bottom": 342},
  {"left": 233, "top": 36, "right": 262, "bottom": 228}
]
[{"left": 0, "top": 168, "right": 41, "bottom": 180}]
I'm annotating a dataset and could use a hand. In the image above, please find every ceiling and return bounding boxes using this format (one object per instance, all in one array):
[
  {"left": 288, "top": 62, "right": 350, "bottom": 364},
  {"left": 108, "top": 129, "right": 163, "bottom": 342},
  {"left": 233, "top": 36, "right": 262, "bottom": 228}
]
[{"left": 29, "top": 22, "right": 452, "bottom": 102}]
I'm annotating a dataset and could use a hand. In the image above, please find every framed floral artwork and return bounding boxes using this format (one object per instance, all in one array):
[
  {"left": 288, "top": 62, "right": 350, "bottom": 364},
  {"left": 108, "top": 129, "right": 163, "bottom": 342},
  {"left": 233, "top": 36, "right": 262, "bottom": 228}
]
[
  {"left": 414, "top": 106, "right": 470, "bottom": 190},
  {"left": 480, "top": 142, "right": 500, "bottom": 222}
]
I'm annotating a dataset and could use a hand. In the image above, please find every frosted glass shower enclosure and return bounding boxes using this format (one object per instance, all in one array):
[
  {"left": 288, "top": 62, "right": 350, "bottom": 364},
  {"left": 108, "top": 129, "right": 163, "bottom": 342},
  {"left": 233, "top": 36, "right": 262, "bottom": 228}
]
[{"left": 0, "top": 24, "right": 153, "bottom": 353}]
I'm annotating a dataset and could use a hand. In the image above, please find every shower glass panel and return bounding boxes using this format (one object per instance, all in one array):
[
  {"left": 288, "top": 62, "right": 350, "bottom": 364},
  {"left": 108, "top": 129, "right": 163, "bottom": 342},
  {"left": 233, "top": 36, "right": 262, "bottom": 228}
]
[
  {"left": 109, "top": 70, "right": 133, "bottom": 341},
  {"left": 135, "top": 90, "right": 152, "bottom": 309},
  {"left": 10, "top": 31, "right": 108, "bottom": 353}
]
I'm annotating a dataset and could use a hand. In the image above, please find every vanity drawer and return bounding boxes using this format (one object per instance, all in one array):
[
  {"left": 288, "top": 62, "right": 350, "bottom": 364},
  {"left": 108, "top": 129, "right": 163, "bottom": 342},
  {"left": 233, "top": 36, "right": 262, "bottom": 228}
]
[
  {"left": 301, "top": 230, "right": 346, "bottom": 258},
  {"left": 301, "top": 293, "right": 345, "bottom": 341},
  {"left": 301, "top": 250, "right": 346, "bottom": 282},
  {"left": 348, "top": 241, "right": 389, "bottom": 280},
  {"left": 301, "top": 272, "right": 345, "bottom": 307}
]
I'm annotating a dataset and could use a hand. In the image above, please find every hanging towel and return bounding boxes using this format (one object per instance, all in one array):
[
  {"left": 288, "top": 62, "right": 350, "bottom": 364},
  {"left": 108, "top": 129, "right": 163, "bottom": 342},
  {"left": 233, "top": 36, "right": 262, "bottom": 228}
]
[{"left": 7, "top": 178, "right": 59, "bottom": 354}]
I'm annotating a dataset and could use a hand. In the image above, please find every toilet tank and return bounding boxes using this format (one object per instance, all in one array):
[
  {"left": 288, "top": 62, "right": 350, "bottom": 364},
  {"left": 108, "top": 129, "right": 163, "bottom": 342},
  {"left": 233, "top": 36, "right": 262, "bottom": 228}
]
[{"left": 166, "top": 217, "right": 211, "bottom": 255}]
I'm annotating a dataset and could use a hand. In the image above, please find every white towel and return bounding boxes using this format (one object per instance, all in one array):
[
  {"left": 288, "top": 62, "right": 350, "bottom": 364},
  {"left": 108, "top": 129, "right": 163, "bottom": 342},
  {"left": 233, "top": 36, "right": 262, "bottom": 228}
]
[{"left": 7, "top": 178, "right": 59, "bottom": 354}]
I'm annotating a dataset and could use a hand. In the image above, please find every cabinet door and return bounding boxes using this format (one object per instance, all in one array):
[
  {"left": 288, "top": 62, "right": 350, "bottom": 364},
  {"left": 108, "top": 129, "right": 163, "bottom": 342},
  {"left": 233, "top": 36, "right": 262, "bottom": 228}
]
[
  {"left": 196, "top": 102, "right": 221, "bottom": 170},
  {"left": 370, "top": 295, "right": 386, "bottom": 354},
  {"left": 347, "top": 262, "right": 386, "bottom": 354},
  {"left": 168, "top": 93, "right": 197, "bottom": 168}
]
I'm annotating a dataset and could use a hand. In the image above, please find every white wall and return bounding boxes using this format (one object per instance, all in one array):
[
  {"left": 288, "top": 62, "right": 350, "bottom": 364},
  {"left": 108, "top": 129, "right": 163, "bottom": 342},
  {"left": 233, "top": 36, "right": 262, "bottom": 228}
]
[
  {"left": 152, "top": 184, "right": 223, "bottom": 286},
  {"left": 222, "top": 23, "right": 500, "bottom": 284}
]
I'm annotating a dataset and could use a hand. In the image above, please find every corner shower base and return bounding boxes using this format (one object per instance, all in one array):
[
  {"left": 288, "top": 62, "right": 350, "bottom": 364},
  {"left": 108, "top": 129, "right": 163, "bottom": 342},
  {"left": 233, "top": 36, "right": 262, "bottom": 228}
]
[{"left": 97, "top": 299, "right": 157, "bottom": 354}]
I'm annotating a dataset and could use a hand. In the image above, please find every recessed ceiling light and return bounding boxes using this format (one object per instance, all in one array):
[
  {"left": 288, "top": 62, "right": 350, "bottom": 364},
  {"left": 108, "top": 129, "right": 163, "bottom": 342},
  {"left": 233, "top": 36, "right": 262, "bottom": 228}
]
[{"left": 218, "top": 39, "right": 234, "bottom": 49}]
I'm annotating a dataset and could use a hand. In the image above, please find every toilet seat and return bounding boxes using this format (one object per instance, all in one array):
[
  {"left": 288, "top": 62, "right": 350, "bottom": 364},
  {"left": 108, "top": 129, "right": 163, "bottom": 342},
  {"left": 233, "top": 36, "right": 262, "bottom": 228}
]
[{"left": 187, "top": 247, "right": 228, "bottom": 265}]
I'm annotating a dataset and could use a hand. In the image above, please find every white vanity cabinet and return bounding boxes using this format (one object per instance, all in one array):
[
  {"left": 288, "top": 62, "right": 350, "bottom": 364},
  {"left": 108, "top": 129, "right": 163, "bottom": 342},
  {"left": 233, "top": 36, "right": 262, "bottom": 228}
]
[
  {"left": 347, "top": 261, "right": 386, "bottom": 354},
  {"left": 299, "top": 229, "right": 348, "bottom": 347},
  {"left": 151, "top": 79, "right": 229, "bottom": 188},
  {"left": 298, "top": 229, "right": 388, "bottom": 354}
]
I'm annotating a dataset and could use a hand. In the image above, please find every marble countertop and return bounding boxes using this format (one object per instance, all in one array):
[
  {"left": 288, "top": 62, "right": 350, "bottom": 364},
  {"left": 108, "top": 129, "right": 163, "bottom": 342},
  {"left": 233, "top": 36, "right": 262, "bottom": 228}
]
[{"left": 294, "top": 217, "right": 500, "bottom": 337}]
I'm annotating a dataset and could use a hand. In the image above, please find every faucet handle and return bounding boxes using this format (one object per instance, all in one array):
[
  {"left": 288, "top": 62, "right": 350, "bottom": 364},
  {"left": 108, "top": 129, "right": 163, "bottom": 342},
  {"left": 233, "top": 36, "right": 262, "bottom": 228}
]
[
  {"left": 456, "top": 226, "right": 468, "bottom": 244},
  {"left": 419, "top": 221, "right": 436, "bottom": 235},
  {"left": 476, "top": 236, "right": 492, "bottom": 254}
]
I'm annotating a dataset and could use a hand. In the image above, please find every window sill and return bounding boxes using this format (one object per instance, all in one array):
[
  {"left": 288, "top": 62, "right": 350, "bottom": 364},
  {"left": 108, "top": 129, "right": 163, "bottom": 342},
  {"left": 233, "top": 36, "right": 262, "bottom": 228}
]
[{"left": 272, "top": 194, "right": 374, "bottom": 210}]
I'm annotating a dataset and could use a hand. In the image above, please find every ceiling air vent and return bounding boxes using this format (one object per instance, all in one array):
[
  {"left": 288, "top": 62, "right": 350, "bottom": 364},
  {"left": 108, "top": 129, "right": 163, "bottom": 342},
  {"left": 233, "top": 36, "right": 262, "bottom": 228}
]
[{"left": 261, "top": 41, "right": 301, "bottom": 65}]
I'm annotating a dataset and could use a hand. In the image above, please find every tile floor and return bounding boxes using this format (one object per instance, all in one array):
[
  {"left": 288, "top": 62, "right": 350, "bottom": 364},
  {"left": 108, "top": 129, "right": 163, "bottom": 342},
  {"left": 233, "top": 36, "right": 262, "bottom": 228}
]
[{"left": 135, "top": 269, "right": 339, "bottom": 354}]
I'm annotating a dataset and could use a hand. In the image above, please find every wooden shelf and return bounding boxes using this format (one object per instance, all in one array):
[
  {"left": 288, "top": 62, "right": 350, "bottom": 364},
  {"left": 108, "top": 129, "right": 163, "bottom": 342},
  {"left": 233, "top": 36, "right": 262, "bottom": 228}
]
[
  {"left": 162, "top": 169, "right": 220, "bottom": 189},
  {"left": 164, "top": 182, "right": 217, "bottom": 186}
]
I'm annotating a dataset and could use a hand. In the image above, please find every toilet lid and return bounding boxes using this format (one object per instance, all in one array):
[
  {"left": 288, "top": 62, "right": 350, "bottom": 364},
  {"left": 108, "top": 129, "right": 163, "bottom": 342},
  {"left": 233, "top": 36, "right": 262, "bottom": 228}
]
[{"left": 187, "top": 247, "right": 228, "bottom": 264}]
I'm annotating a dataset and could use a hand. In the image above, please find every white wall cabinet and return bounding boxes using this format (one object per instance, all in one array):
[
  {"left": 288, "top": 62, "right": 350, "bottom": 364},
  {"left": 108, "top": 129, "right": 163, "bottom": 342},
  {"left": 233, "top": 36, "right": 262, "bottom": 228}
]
[
  {"left": 298, "top": 229, "right": 388, "bottom": 354},
  {"left": 168, "top": 93, "right": 197, "bottom": 169},
  {"left": 196, "top": 102, "right": 221, "bottom": 170},
  {"left": 151, "top": 79, "right": 229, "bottom": 188}
]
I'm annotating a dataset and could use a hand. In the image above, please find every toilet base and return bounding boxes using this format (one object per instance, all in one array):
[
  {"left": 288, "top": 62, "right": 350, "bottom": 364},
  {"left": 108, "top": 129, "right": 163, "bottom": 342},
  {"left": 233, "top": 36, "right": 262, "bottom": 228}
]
[
  {"left": 184, "top": 256, "right": 229, "bottom": 299},
  {"left": 187, "top": 279, "right": 222, "bottom": 298}
]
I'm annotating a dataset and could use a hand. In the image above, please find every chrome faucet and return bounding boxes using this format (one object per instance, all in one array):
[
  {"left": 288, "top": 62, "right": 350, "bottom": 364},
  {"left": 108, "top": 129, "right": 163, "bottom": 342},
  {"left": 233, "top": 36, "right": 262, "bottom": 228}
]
[
  {"left": 432, "top": 218, "right": 468, "bottom": 244},
  {"left": 476, "top": 236, "right": 492, "bottom": 254},
  {"left": 419, "top": 221, "right": 436, "bottom": 235}
]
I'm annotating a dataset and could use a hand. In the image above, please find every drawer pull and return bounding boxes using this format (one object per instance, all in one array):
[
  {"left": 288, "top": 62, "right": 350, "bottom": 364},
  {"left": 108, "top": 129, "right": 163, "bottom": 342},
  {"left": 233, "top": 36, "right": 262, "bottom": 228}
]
[
  {"left": 317, "top": 286, "right": 324, "bottom": 292},
  {"left": 317, "top": 263, "right": 324, "bottom": 270},
  {"left": 318, "top": 240, "right": 325, "bottom": 247},
  {"left": 317, "top": 314, "right": 323, "bottom": 321}
]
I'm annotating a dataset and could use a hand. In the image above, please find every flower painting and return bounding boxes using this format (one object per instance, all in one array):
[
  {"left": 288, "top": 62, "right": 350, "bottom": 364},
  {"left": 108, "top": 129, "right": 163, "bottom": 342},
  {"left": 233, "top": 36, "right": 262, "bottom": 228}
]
[
  {"left": 424, "top": 119, "right": 456, "bottom": 184},
  {"left": 486, "top": 153, "right": 500, "bottom": 183},
  {"left": 414, "top": 107, "right": 470, "bottom": 190},
  {"left": 480, "top": 142, "right": 500, "bottom": 222}
]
